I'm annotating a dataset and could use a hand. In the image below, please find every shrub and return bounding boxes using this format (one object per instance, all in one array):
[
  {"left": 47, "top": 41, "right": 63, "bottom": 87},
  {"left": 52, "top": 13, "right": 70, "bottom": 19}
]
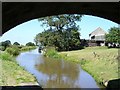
[
  {"left": 5, "top": 46, "right": 20, "bottom": 56},
  {"left": 44, "top": 47, "right": 61, "bottom": 59},
  {"left": 13, "top": 42, "right": 20, "bottom": 46},
  {"left": 0, "top": 40, "right": 11, "bottom": 50},
  {"left": 26, "top": 42, "right": 35, "bottom": 46}
]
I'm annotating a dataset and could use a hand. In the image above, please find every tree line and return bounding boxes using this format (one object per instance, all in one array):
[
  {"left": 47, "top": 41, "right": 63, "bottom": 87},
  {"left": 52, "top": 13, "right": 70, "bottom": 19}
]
[{"left": 0, "top": 40, "right": 35, "bottom": 51}]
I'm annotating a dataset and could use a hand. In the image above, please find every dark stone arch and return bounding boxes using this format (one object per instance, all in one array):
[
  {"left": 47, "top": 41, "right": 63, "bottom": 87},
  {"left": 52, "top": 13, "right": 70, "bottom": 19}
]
[{"left": 2, "top": 2, "right": 119, "bottom": 34}]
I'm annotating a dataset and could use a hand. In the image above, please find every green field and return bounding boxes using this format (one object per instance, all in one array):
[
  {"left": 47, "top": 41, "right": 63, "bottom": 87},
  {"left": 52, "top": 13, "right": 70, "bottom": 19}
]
[{"left": 59, "top": 46, "right": 119, "bottom": 86}]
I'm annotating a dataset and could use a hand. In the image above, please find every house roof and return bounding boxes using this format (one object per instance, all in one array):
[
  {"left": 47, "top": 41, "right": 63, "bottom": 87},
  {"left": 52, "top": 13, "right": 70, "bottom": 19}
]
[{"left": 89, "top": 27, "right": 107, "bottom": 37}]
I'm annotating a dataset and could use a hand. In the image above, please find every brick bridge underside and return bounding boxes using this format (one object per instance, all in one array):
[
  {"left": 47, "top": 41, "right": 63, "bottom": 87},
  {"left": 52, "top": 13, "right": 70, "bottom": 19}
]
[{"left": 2, "top": 2, "right": 119, "bottom": 35}]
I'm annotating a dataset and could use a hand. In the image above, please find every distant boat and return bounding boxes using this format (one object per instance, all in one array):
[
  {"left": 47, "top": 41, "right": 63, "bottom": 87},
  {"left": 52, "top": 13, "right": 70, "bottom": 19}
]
[{"left": 38, "top": 47, "right": 42, "bottom": 53}]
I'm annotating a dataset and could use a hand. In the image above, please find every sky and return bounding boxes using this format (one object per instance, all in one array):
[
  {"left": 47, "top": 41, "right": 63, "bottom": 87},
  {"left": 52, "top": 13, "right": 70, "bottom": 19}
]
[{"left": 0, "top": 15, "right": 118, "bottom": 45}]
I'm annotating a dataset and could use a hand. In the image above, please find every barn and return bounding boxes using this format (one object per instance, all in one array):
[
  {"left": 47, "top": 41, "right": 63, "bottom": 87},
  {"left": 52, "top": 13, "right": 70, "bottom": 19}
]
[{"left": 89, "top": 27, "right": 107, "bottom": 46}]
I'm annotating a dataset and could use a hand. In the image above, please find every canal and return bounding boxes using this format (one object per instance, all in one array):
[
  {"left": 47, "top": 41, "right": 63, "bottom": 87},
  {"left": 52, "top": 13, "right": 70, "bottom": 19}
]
[{"left": 16, "top": 48, "right": 100, "bottom": 89}]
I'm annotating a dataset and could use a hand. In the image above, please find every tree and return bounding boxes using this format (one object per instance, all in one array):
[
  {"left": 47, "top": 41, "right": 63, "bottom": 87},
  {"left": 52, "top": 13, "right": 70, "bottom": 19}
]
[
  {"left": 35, "top": 26, "right": 82, "bottom": 51},
  {"left": 26, "top": 42, "right": 35, "bottom": 46},
  {"left": 105, "top": 27, "right": 120, "bottom": 43},
  {"left": 35, "top": 14, "right": 82, "bottom": 51},
  {"left": 0, "top": 40, "right": 11, "bottom": 50},
  {"left": 13, "top": 42, "right": 20, "bottom": 46},
  {"left": 38, "top": 14, "right": 82, "bottom": 31}
]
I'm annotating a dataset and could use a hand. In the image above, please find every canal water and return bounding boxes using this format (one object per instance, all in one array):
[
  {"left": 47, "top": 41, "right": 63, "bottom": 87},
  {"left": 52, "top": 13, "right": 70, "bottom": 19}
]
[{"left": 16, "top": 48, "right": 100, "bottom": 89}]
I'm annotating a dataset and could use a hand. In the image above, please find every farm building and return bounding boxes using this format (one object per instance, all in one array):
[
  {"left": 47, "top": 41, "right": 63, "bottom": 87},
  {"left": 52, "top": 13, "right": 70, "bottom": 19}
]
[{"left": 89, "top": 27, "right": 107, "bottom": 46}]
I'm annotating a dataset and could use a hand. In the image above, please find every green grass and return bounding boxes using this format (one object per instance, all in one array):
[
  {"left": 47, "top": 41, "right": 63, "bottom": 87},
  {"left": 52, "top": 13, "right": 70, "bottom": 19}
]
[
  {"left": 0, "top": 51, "right": 37, "bottom": 86},
  {"left": 59, "top": 46, "right": 119, "bottom": 86}
]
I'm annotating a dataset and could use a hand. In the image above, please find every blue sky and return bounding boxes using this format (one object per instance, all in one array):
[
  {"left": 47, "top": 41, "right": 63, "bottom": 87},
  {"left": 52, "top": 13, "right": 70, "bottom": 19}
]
[{"left": 0, "top": 15, "right": 118, "bottom": 45}]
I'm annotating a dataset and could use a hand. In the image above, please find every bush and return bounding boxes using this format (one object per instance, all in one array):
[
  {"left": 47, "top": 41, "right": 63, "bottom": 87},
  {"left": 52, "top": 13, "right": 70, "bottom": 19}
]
[
  {"left": 13, "top": 42, "right": 20, "bottom": 46},
  {"left": 26, "top": 42, "right": 35, "bottom": 46},
  {"left": 5, "top": 46, "right": 20, "bottom": 56},
  {"left": 0, "top": 40, "right": 11, "bottom": 50},
  {"left": 44, "top": 47, "right": 61, "bottom": 58}
]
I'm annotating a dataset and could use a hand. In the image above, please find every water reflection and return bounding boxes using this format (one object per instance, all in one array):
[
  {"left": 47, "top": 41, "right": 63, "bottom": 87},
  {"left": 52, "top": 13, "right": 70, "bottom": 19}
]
[
  {"left": 16, "top": 49, "right": 99, "bottom": 88},
  {"left": 35, "top": 57, "right": 80, "bottom": 88}
]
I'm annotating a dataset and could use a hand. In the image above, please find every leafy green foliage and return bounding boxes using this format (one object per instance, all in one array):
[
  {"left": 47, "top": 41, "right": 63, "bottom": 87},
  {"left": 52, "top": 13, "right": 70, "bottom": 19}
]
[
  {"left": 26, "top": 42, "right": 35, "bottom": 46},
  {"left": 35, "top": 14, "right": 83, "bottom": 51},
  {"left": 38, "top": 14, "right": 82, "bottom": 30},
  {"left": 105, "top": 27, "right": 120, "bottom": 43},
  {"left": 35, "top": 27, "right": 81, "bottom": 51},
  {"left": 0, "top": 40, "right": 11, "bottom": 50},
  {"left": 44, "top": 47, "right": 61, "bottom": 59},
  {"left": 5, "top": 46, "right": 20, "bottom": 56},
  {"left": 13, "top": 42, "right": 20, "bottom": 46}
]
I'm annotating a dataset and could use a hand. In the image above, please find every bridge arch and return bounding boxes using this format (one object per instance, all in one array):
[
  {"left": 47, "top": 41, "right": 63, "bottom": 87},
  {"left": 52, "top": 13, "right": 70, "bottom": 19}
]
[{"left": 2, "top": 2, "right": 119, "bottom": 35}]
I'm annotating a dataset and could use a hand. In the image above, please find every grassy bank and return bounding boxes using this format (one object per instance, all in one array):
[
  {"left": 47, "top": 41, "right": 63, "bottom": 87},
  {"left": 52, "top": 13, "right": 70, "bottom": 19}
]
[
  {"left": 0, "top": 47, "right": 37, "bottom": 86},
  {"left": 44, "top": 46, "right": 119, "bottom": 87},
  {"left": 60, "top": 46, "right": 119, "bottom": 86}
]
